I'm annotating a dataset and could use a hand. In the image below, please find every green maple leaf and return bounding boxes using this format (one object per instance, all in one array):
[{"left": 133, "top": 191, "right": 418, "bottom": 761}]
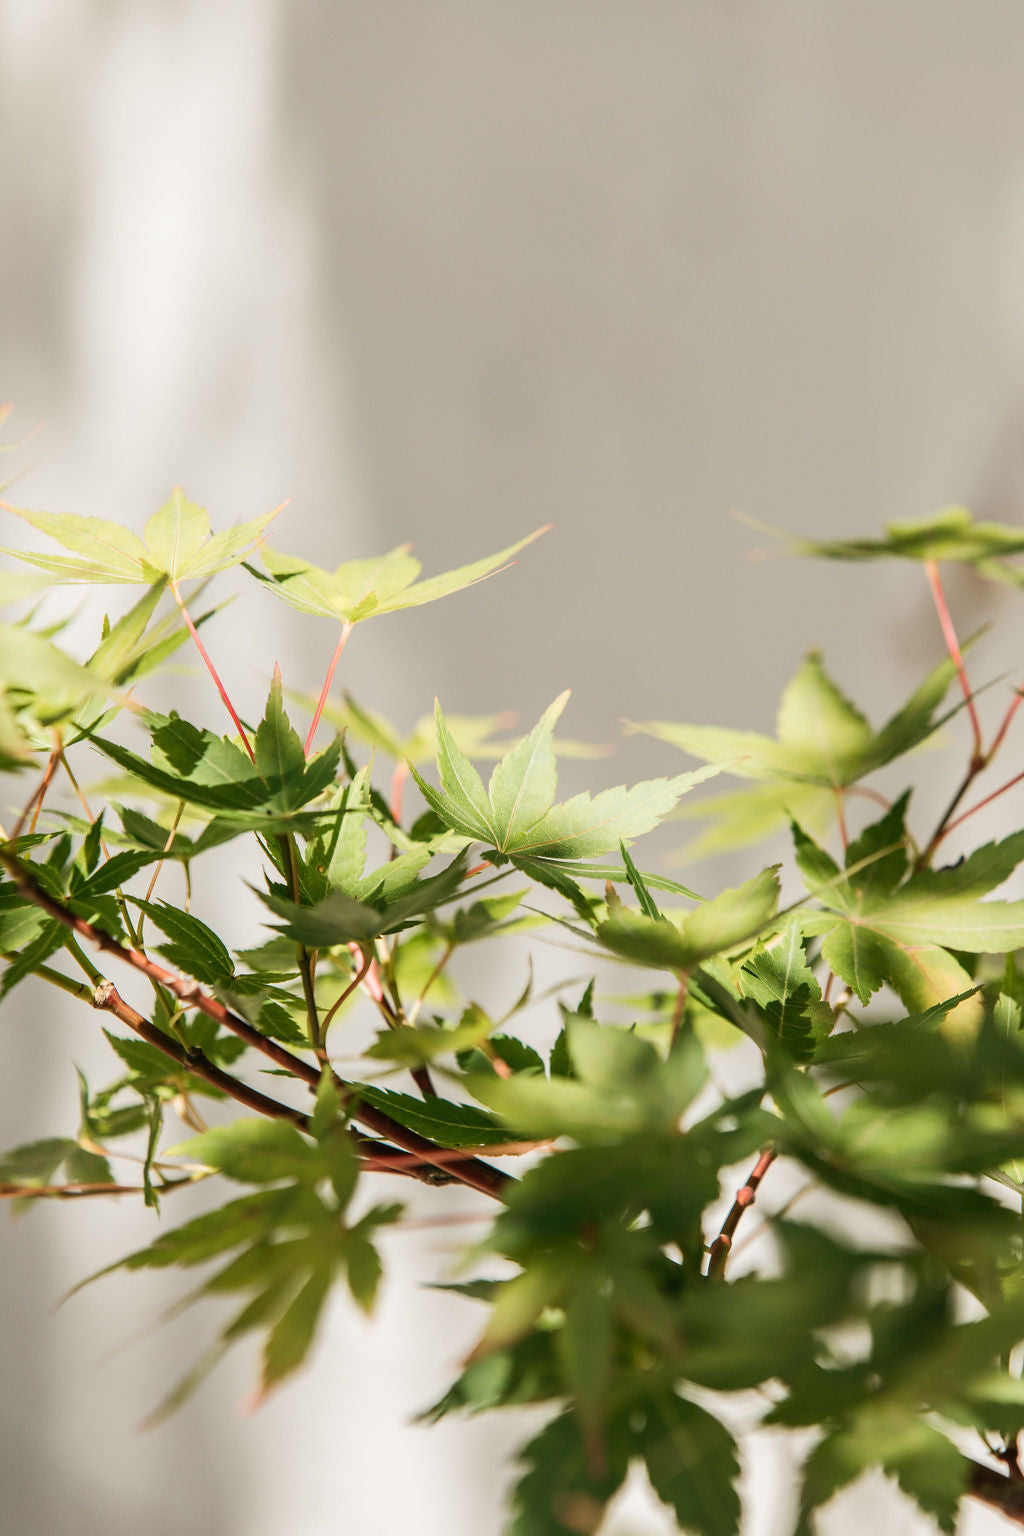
[
  {"left": 411, "top": 695, "right": 722, "bottom": 880},
  {"left": 790, "top": 504, "right": 1024, "bottom": 570},
  {"left": 795, "top": 804, "right": 1024, "bottom": 1029},
  {"left": 307, "top": 691, "right": 605, "bottom": 766},
  {"left": 596, "top": 868, "right": 780, "bottom": 974},
  {"left": 2, "top": 488, "right": 278, "bottom": 585},
  {"left": 630, "top": 649, "right": 960, "bottom": 853},
  {"left": 247, "top": 526, "right": 549, "bottom": 625}
]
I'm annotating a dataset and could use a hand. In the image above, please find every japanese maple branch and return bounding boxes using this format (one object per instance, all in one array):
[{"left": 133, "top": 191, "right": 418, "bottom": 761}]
[
  {"left": 669, "top": 973, "right": 689, "bottom": 1049},
  {"left": 2, "top": 849, "right": 511, "bottom": 1199},
  {"left": 319, "top": 946, "right": 374, "bottom": 1038},
  {"left": 706, "top": 1148, "right": 777, "bottom": 1278},
  {"left": 170, "top": 578, "right": 255, "bottom": 764},
  {"left": 305, "top": 620, "right": 353, "bottom": 757},
  {"left": 925, "top": 559, "right": 983, "bottom": 765},
  {"left": 916, "top": 560, "right": 1005, "bottom": 868},
  {"left": 58, "top": 746, "right": 145, "bottom": 948},
  {"left": 407, "top": 939, "right": 455, "bottom": 1027},
  {"left": 374, "top": 937, "right": 438, "bottom": 1098},
  {"left": 30, "top": 953, "right": 469, "bottom": 1190},
  {"left": 0, "top": 1180, "right": 195, "bottom": 1201},
  {"left": 10, "top": 738, "right": 61, "bottom": 841},
  {"left": 87, "top": 976, "right": 315, "bottom": 1129},
  {"left": 967, "top": 1458, "right": 1024, "bottom": 1526}
]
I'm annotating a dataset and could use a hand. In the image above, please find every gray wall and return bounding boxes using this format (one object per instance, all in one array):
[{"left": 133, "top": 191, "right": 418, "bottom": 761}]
[{"left": 3, "top": 4, "right": 1024, "bottom": 1532}]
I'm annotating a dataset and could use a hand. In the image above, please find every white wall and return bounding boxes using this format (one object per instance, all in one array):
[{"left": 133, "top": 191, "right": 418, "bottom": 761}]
[{"left": 3, "top": 4, "right": 1024, "bottom": 1530}]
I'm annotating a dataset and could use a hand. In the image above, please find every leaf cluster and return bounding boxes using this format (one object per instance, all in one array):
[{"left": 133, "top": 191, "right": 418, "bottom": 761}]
[{"left": 6, "top": 496, "right": 1024, "bottom": 1532}]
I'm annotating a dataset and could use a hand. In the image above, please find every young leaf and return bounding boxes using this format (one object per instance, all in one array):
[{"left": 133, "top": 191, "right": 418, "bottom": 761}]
[
  {"left": 258, "top": 852, "right": 470, "bottom": 947},
  {"left": 486, "top": 691, "right": 567, "bottom": 847},
  {"left": 251, "top": 527, "right": 548, "bottom": 624},
  {"left": 619, "top": 838, "right": 662, "bottom": 920},
  {"left": 260, "top": 1265, "right": 334, "bottom": 1394},
  {"left": 1, "top": 506, "right": 155, "bottom": 582},
  {"left": 739, "top": 915, "right": 833, "bottom": 1059},
  {"left": 504, "top": 767, "right": 723, "bottom": 860},
  {"left": 3, "top": 493, "right": 276, "bottom": 585},
  {"left": 796, "top": 805, "right": 1024, "bottom": 1026},
  {"left": 172, "top": 1120, "right": 319, "bottom": 1183},
  {"left": 353, "top": 1086, "right": 509, "bottom": 1149},
  {"left": 365, "top": 1004, "right": 493, "bottom": 1067},
  {"left": 129, "top": 899, "right": 235, "bottom": 986},
  {"left": 254, "top": 666, "right": 306, "bottom": 794},
  {"left": 630, "top": 649, "right": 960, "bottom": 851},
  {"left": 597, "top": 868, "right": 780, "bottom": 974},
  {"left": 0, "top": 623, "right": 121, "bottom": 722},
  {"left": 792, "top": 504, "right": 1024, "bottom": 570}
]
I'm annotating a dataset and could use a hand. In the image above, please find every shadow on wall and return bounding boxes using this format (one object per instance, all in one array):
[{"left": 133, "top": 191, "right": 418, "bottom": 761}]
[{"left": 4, "top": 4, "right": 1024, "bottom": 1535}]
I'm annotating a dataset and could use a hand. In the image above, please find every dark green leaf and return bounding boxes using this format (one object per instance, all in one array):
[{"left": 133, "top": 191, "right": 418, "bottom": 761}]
[
  {"left": 637, "top": 1390, "right": 741, "bottom": 1536},
  {"left": 131, "top": 899, "right": 234, "bottom": 985}
]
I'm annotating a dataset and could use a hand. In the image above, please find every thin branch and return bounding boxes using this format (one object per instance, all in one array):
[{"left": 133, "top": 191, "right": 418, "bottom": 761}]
[
  {"left": 59, "top": 749, "right": 110, "bottom": 856},
  {"left": 390, "top": 759, "right": 409, "bottom": 827},
  {"left": 305, "top": 620, "right": 353, "bottom": 757},
  {"left": 729, "top": 1182, "right": 816, "bottom": 1263},
  {"left": 11, "top": 739, "right": 61, "bottom": 841},
  {"left": 101, "top": 1007, "right": 485, "bottom": 1190},
  {"left": 967, "top": 1458, "right": 1024, "bottom": 1526},
  {"left": 986, "top": 685, "right": 1024, "bottom": 765},
  {"left": 941, "top": 767, "right": 1024, "bottom": 841},
  {"left": 925, "top": 559, "right": 984, "bottom": 764},
  {"left": 45, "top": 964, "right": 473, "bottom": 1191},
  {"left": 3, "top": 850, "right": 511, "bottom": 1199},
  {"left": 916, "top": 758, "right": 979, "bottom": 870},
  {"left": 407, "top": 939, "right": 455, "bottom": 1028},
  {"left": 0, "top": 1179, "right": 195, "bottom": 1202},
  {"left": 706, "top": 1148, "right": 777, "bottom": 1278},
  {"left": 669, "top": 973, "right": 689, "bottom": 1049},
  {"left": 89, "top": 977, "right": 314, "bottom": 1127},
  {"left": 170, "top": 579, "right": 255, "bottom": 764},
  {"left": 319, "top": 947, "right": 373, "bottom": 1038},
  {"left": 141, "top": 800, "right": 185, "bottom": 905}
]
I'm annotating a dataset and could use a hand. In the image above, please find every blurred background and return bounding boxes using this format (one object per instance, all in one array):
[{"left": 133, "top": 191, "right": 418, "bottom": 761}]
[{"left": 3, "top": 3, "right": 1024, "bottom": 1531}]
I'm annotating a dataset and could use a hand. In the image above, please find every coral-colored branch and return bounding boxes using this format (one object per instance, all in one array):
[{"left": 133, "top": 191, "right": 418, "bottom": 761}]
[
  {"left": 925, "top": 559, "right": 983, "bottom": 764},
  {"left": 987, "top": 686, "right": 1024, "bottom": 764},
  {"left": 941, "top": 768, "right": 1024, "bottom": 840},
  {"left": 968, "top": 1459, "right": 1024, "bottom": 1525},
  {"left": 706, "top": 1148, "right": 777, "bottom": 1278},
  {"left": 3, "top": 850, "right": 511, "bottom": 1199},
  {"left": 171, "top": 580, "right": 255, "bottom": 764},
  {"left": 305, "top": 620, "right": 353, "bottom": 757},
  {"left": 11, "top": 740, "right": 61, "bottom": 841}
]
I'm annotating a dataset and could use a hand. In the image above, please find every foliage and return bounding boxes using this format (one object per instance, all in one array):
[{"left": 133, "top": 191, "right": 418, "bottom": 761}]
[{"left": 6, "top": 474, "right": 1024, "bottom": 1532}]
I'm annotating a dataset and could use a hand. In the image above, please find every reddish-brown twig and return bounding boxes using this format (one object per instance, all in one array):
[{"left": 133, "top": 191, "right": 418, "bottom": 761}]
[
  {"left": 968, "top": 1459, "right": 1024, "bottom": 1526},
  {"left": 170, "top": 579, "right": 255, "bottom": 764},
  {"left": 940, "top": 767, "right": 1024, "bottom": 842},
  {"left": 706, "top": 1148, "right": 777, "bottom": 1278},
  {"left": 11, "top": 741, "right": 61, "bottom": 841},
  {"left": 305, "top": 620, "right": 353, "bottom": 757},
  {"left": 925, "top": 559, "right": 983, "bottom": 765},
  {"left": 0, "top": 1180, "right": 194, "bottom": 1201},
  {"left": 2, "top": 850, "right": 511, "bottom": 1199}
]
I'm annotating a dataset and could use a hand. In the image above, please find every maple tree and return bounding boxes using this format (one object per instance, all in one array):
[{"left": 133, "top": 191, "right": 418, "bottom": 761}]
[{"left": 5, "top": 454, "right": 1024, "bottom": 1531}]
